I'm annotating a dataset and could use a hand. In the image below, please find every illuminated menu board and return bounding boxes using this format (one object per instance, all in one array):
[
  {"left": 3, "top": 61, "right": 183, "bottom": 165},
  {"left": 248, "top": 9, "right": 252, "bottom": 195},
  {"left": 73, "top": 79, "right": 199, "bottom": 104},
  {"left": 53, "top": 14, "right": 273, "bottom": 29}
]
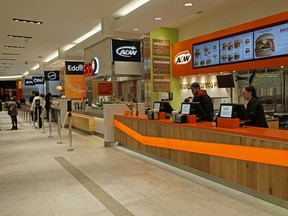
[
  {"left": 193, "top": 40, "right": 219, "bottom": 68},
  {"left": 191, "top": 22, "right": 288, "bottom": 69},
  {"left": 254, "top": 23, "right": 288, "bottom": 59},
  {"left": 219, "top": 32, "right": 253, "bottom": 64}
]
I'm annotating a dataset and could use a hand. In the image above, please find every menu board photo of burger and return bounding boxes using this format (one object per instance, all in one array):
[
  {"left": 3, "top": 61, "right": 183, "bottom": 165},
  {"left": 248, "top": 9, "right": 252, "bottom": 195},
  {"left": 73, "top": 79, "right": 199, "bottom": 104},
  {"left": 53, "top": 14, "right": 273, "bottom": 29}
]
[
  {"left": 254, "top": 22, "right": 288, "bottom": 59},
  {"left": 193, "top": 40, "right": 219, "bottom": 68},
  {"left": 219, "top": 32, "right": 253, "bottom": 64}
]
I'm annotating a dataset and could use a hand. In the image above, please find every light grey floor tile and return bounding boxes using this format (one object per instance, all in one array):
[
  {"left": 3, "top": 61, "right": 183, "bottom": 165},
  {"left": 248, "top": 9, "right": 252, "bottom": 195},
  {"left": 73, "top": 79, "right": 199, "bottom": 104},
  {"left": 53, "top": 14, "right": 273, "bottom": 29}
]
[{"left": 0, "top": 112, "right": 287, "bottom": 216}]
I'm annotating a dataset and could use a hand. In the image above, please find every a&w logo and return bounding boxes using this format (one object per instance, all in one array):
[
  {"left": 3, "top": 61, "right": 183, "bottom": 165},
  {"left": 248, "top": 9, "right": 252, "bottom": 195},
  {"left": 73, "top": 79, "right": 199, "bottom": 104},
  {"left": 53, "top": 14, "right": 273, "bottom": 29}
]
[
  {"left": 116, "top": 46, "right": 138, "bottom": 58},
  {"left": 174, "top": 50, "right": 191, "bottom": 65}
]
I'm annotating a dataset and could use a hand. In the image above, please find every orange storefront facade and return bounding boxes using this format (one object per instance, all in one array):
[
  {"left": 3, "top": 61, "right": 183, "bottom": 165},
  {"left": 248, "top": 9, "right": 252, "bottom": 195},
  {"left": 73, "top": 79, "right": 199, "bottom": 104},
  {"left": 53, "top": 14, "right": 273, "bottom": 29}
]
[{"left": 172, "top": 11, "right": 288, "bottom": 77}]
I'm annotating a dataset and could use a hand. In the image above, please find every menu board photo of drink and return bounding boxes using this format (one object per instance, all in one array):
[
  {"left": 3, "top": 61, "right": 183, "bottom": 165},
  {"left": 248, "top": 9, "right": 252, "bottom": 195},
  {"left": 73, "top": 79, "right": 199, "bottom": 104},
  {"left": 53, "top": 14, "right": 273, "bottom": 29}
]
[
  {"left": 220, "top": 32, "right": 253, "bottom": 64},
  {"left": 193, "top": 40, "right": 219, "bottom": 68},
  {"left": 254, "top": 22, "right": 288, "bottom": 59}
]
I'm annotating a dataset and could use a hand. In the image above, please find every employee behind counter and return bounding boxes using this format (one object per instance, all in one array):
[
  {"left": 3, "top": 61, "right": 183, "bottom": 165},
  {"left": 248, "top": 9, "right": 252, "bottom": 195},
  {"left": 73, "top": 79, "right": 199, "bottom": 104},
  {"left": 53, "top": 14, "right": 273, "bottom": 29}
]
[
  {"left": 242, "top": 85, "right": 268, "bottom": 128},
  {"left": 188, "top": 82, "right": 214, "bottom": 121},
  {"left": 187, "top": 83, "right": 268, "bottom": 128}
]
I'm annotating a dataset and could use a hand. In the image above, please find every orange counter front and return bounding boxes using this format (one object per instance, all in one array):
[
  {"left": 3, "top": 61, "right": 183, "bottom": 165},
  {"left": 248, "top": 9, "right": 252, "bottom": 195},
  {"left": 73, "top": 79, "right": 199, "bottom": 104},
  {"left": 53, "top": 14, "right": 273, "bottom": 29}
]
[{"left": 114, "top": 114, "right": 288, "bottom": 208}]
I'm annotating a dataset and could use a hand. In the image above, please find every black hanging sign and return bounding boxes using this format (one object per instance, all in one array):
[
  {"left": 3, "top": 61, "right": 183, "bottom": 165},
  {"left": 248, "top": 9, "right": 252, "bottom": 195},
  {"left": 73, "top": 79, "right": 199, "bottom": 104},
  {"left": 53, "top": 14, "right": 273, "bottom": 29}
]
[
  {"left": 65, "top": 61, "right": 84, "bottom": 75},
  {"left": 32, "top": 76, "right": 44, "bottom": 84},
  {"left": 112, "top": 39, "right": 141, "bottom": 62},
  {"left": 25, "top": 79, "right": 35, "bottom": 85},
  {"left": 44, "top": 70, "right": 60, "bottom": 81}
]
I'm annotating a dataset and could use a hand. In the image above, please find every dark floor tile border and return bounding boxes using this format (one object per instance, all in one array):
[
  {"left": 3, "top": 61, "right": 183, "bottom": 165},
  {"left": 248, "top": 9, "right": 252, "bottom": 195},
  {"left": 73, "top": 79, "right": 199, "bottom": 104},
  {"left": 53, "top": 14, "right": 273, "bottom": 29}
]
[{"left": 55, "top": 156, "right": 134, "bottom": 216}]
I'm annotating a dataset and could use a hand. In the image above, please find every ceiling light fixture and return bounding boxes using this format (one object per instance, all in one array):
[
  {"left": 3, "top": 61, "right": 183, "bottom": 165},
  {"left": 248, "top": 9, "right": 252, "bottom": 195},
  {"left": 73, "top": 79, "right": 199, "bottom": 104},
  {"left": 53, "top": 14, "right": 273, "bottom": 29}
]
[
  {"left": 43, "top": 51, "right": 59, "bottom": 63},
  {"left": 73, "top": 24, "right": 101, "bottom": 44},
  {"left": 0, "top": 58, "right": 16, "bottom": 61},
  {"left": 132, "top": 27, "right": 139, "bottom": 31},
  {"left": 31, "top": 64, "right": 40, "bottom": 70},
  {"left": 22, "top": 71, "right": 29, "bottom": 76},
  {"left": 0, "top": 75, "right": 22, "bottom": 80},
  {"left": 13, "top": 18, "right": 43, "bottom": 24},
  {"left": 0, "top": 63, "right": 13, "bottom": 65},
  {"left": 184, "top": 2, "right": 194, "bottom": 7},
  {"left": 154, "top": 17, "right": 162, "bottom": 21},
  {"left": 114, "top": 0, "right": 150, "bottom": 17},
  {"left": 8, "top": 34, "right": 32, "bottom": 39},
  {"left": 2, "top": 53, "right": 20, "bottom": 56},
  {"left": 4, "top": 45, "right": 25, "bottom": 49}
]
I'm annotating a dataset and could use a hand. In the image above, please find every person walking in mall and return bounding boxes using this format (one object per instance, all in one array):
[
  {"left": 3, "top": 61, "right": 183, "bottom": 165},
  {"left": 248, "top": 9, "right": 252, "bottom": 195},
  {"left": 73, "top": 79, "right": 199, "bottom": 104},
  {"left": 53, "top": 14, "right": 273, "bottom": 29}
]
[
  {"left": 31, "top": 91, "right": 45, "bottom": 128},
  {"left": 45, "top": 92, "right": 52, "bottom": 122},
  {"left": 242, "top": 85, "right": 268, "bottom": 128},
  {"left": 189, "top": 82, "right": 214, "bottom": 121},
  {"left": 6, "top": 94, "right": 18, "bottom": 130}
]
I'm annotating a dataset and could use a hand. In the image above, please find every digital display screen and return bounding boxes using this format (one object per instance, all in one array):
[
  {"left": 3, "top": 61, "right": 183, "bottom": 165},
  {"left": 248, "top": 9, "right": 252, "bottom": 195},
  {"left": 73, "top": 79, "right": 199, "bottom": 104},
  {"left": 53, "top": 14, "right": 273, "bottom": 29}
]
[
  {"left": 181, "top": 104, "right": 191, "bottom": 115},
  {"left": 193, "top": 40, "right": 219, "bottom": 68},
  {"left": 153, "top": 102, "right": 160, "bottom": 111},
  {"left": 220, "top": 105, "right": 233, "bottom": 118},
  {"left": 219, "top": 32, "right": 253, "bottom": 64},
  {"left": 216, "top": 74, "right": 235, "bottom": 88},
  {"left": 254, "top": 22, "right": 288, "bottom": 59},
  {"left": 190, "top": 22, "right": 288, "bottom": 69}
]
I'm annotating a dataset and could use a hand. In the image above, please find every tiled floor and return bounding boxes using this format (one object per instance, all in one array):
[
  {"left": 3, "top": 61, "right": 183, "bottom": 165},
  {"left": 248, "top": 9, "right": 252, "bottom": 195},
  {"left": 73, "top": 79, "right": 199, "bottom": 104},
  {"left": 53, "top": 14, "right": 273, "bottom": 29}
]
[{"left": 0, "top": 111, "right": 287, "bottom": 216}]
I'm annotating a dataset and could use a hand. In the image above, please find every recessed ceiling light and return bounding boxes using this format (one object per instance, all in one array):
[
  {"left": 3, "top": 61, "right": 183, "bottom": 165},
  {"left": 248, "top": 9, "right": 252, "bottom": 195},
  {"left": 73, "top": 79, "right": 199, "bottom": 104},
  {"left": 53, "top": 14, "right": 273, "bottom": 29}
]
[
  {"left": 13, "top": 18, "right": 43, "bottom": 24},
  {"left": 184, "top": 2, "right": 194, "bottom": 7},
  {"left": 154, "top": 17, "right": 162, "bottom": 21},
  {"left": 132, "top": 27, "right": 139, "bottom": 31},
  {"left": 8, "top": 35, "right": 32, "bottom": 39}
]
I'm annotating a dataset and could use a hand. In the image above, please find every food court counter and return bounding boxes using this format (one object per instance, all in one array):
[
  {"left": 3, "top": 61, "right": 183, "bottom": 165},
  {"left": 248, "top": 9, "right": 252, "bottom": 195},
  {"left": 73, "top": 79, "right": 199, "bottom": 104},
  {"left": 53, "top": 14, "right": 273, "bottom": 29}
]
[{"left": 114, "top": 114, "right": 288, "bottom": 208}]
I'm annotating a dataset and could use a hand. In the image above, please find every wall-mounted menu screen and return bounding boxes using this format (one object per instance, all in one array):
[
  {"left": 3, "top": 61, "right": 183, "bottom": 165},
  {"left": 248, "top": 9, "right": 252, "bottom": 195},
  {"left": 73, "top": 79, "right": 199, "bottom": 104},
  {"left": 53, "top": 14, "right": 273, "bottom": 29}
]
[
  {"left": 254, "top": 22, "right": 288, "bottom": 59},
  {"left": 193, "top": 40, "right": 219, "bottom": 68},
  {"left": 219, "top": 32, "right": 253, "bottom": 64}
]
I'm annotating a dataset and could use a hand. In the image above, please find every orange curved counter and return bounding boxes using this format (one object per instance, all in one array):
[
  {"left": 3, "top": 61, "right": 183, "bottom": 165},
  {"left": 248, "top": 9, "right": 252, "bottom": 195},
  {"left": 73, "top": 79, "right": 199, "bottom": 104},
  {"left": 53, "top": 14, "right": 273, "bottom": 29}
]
[{"left": 114, "top": 114, "right": 288, "bottom": 207}]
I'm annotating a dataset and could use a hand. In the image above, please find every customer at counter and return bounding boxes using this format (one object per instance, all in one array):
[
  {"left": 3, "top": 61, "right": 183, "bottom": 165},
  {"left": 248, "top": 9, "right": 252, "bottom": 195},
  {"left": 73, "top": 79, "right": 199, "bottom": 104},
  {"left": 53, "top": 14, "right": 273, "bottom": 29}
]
[
  {"left": 242, "top": 85, "right": 268, "bottom": 128},
  {"left": 189, "top": 82, "right": 214, "bottom": 121}
]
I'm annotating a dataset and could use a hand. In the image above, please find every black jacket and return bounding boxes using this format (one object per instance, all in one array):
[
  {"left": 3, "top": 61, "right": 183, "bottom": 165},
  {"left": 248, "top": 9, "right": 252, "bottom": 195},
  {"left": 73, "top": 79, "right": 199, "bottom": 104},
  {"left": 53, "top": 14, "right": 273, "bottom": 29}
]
[
  {"left": 245, "top": 97, "right": 268, "bottom": 128},
  {"left": 192, "top": 90, "right": 214, "bottom": 121},
  {"left": 45, "top": 95, "right": 51, "bottom": 109}
]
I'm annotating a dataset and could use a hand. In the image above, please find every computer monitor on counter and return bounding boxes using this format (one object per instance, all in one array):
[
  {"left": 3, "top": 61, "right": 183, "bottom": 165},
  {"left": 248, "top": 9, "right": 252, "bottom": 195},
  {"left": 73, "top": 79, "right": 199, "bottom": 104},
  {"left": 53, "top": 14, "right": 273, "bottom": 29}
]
[
  {"left": 180, "top": 102, "right": 207, "bottom": 121},
  {"left": 153, "top": 101, "right": 174, "bottom": 115},
  {"left": 219, "top": 103, "right": 250, "bottom": 120}
]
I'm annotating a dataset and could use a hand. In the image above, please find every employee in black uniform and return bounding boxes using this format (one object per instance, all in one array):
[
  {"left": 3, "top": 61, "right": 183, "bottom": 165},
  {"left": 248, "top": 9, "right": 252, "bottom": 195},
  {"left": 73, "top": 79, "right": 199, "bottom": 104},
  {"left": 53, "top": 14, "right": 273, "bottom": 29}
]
[
  {"left": 189, "top": 82, "right": 214, "bottom": 121},
  {"left": 242, "top": 85, "right": 268, "bottom": 128}
]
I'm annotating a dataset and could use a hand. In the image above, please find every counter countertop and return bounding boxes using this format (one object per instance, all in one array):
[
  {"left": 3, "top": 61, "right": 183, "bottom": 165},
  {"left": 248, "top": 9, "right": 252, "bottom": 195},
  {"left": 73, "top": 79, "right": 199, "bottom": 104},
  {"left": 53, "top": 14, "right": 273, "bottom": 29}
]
[{"left": 115, "top": 114, "right": 288, "bottom": 144}]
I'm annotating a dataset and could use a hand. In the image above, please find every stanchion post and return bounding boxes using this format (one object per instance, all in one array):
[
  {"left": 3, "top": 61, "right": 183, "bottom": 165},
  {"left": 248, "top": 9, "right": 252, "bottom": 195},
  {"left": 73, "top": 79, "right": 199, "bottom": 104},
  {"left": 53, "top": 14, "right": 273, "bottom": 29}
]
[
  {"left": 57, "top": 111, "right": 63, "bottom": 144},
  {"left": 37, "top": 108, "right": 40, "bottom": 130},
  {"left": 25, "top": 107, "right": 28, "bottom": 122},
  {"left": 48, "top": 109, "right": 53, "bottom": 138},
  {"left": 41, "top": 108, "right": 46, "bottom": 133},
  {"left": 33, "top": 108, "right": 36, "bottom": 127},
  {"left": 67, "top": 112, "right": 74, "bottom": 152},
  {"left": 27, "top": 106, "right": 31, "bottom": 124}
]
